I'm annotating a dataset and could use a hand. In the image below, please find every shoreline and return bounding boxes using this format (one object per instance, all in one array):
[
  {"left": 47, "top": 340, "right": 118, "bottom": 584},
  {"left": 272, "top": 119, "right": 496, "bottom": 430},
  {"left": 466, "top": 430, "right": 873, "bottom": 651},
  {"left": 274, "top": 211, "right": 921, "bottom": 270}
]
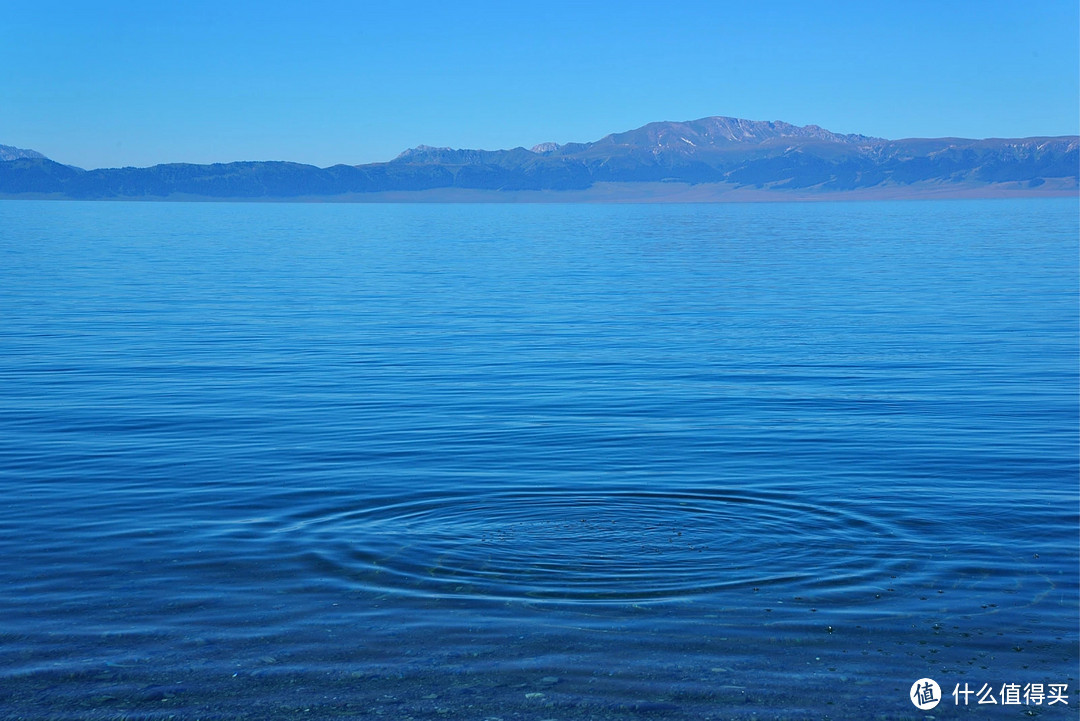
[{"left": 0, "top": 179, "right": 1075, "bottom": 203}]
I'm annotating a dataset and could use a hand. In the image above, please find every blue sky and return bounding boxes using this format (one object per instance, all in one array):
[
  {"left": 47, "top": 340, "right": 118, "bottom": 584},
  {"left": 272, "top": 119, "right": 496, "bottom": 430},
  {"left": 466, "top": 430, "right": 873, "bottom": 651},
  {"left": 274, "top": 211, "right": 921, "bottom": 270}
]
[{"left": 2, "top": 1, "right": 1077, "bottom": 169}]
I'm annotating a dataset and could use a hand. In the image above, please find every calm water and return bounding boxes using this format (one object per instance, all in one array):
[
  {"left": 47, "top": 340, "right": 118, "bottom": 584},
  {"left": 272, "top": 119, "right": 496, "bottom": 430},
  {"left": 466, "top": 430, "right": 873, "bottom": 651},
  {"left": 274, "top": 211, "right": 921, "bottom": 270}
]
[{"left": 0, "top": 199, "right": 1076, "bottom": 719}]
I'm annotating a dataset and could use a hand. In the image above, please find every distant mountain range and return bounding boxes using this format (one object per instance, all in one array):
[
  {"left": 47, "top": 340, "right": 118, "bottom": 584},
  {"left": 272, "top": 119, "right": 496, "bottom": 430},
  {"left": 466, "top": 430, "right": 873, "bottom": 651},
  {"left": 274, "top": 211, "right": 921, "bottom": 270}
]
[{"left": 1, "top": 117, "right": 1076, "bottom": 201}]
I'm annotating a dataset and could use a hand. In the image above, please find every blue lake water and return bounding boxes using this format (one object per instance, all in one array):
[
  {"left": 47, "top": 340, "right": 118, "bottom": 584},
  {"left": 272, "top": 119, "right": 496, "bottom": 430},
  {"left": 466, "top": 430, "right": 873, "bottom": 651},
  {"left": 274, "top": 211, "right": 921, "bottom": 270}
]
[{"left": 0, "top": 198, "right": 1076, "bottom": 719}]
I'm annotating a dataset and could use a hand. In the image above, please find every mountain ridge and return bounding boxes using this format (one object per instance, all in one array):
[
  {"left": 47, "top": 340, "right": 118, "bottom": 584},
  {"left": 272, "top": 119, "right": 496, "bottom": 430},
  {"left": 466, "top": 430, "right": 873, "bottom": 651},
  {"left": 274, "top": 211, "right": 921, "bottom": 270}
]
[
  {"left": 1, "top": 116, "right": 1076, "bottom": 200},
  {"left": 0, "top": 144, "right": 46, "bottom": 162}
]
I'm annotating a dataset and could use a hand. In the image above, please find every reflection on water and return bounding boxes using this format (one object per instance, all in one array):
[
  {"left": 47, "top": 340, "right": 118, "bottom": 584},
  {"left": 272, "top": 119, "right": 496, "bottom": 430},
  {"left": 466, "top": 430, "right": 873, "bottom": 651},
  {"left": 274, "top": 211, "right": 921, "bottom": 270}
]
[{"left": 0, "top": 198, "right": 1076, "bottom": 718}]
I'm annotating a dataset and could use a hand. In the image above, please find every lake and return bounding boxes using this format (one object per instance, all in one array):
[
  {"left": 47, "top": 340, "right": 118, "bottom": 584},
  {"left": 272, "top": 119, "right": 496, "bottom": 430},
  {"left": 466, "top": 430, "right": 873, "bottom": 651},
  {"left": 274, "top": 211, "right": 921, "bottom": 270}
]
[{"left": 0, "top": 199, "right": 1076, "bottom": 719}]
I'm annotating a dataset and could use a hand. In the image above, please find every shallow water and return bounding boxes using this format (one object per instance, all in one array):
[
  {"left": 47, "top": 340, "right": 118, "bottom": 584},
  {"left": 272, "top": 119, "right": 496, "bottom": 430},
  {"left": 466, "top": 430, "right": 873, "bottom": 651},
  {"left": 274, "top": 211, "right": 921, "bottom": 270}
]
[{"left": 0, "top": 198, "right": 1076, "bottom": 719}]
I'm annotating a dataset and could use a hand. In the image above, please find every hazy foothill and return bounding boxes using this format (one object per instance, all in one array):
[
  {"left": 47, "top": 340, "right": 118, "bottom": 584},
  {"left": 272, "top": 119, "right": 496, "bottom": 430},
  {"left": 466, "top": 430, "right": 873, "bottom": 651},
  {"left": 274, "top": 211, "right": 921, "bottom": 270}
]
[{"left": 1, "top": 116, "right": 1075, "bottom": 201}]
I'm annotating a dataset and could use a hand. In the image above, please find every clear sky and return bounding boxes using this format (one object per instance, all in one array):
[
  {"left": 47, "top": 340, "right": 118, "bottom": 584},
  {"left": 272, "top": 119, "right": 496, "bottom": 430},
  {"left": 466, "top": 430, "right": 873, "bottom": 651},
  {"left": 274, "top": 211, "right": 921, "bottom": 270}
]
[{"left": 2, "top": 0, "right": 1077, "bottom": 169}]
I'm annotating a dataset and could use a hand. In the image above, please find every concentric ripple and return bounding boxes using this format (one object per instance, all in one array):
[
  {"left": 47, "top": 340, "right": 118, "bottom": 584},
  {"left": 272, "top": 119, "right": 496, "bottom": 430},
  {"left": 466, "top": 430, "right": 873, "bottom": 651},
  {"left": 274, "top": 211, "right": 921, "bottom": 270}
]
[{"left": 274, "top": 488, "right": 904, "bottom": 602}]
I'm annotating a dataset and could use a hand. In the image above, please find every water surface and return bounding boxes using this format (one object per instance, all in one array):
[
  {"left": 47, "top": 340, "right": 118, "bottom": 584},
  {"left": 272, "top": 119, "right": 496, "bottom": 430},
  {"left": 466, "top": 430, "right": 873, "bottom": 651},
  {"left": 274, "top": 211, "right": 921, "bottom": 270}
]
[{"left": 0, "top": 199, "right": 1076, "bottom": 718}]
